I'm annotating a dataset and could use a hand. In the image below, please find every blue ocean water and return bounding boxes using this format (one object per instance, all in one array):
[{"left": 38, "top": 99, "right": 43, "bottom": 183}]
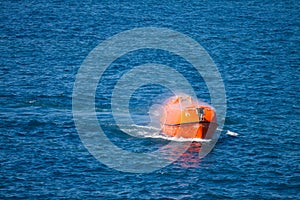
[{"left": 1, "top": 0, "right": 299, "bottom": 199}]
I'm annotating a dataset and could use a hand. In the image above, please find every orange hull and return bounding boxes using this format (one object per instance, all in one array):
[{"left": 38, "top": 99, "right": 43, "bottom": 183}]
[{"left": 160, "top": 95, "right": 218, "bottom": 139}]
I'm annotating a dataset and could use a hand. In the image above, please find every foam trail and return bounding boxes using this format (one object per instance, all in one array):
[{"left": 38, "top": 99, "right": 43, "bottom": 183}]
[{"left": 119, "top": 124, "right": 210, "bottom": 142}]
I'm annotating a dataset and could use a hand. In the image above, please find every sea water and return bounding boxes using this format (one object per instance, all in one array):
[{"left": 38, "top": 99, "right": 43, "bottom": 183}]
[{"left": 1, "top": 1, "right": 299, "bottom": 199}]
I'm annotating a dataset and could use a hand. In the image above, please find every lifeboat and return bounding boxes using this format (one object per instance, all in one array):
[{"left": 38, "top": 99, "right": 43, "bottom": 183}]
[{"left": 160, "top": 95, "right": 218, "bottom": 139}]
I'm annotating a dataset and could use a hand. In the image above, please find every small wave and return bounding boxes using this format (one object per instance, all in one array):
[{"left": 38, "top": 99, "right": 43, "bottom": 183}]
[{"left": 226, "top": 130, "right": 239, "bottom": 137}]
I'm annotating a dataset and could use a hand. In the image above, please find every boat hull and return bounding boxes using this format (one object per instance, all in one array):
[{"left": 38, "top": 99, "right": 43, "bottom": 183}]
[
  {"left": 162, "top": 122, "right": 218, "bottom": 139},
  {"left": 160, "top": 95, "right": 218, "bottom": 139}
]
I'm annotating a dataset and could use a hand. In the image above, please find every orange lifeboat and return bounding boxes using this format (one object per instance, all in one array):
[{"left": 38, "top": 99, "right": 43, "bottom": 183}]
[{"left": 160, "top": 95, "right": 218, "bottom": 139}]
